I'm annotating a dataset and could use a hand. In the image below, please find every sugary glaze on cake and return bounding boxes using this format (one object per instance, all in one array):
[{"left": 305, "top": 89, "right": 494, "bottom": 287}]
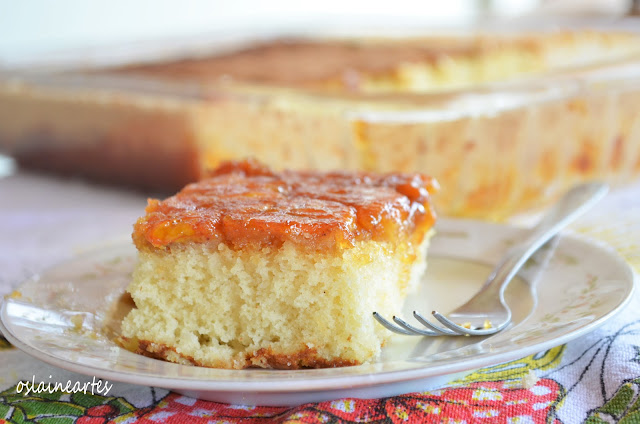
[
  {"left": 133, "top": 158, "right": 438, "bottom": 252},
  {"left": 116, "top": 39, "right": 474, "bottom": 86},
  {"left": 113, "top": 31, "right": 640, "bottom": 92}
]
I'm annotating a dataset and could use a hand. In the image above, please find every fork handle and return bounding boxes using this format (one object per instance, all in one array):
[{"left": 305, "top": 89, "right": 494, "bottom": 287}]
[{"left": 482, "top": 182, "right": 609, "bottom": 299}]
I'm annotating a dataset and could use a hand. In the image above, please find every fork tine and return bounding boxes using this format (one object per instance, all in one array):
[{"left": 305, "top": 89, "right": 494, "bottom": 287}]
[
  {"left": 392, "top": 316, "right": 441, "bottom": 336},
  {"left": 372, "top": 312, "right": 415, "bottom": 335},
  {"left": 412, "top": 311, "right": 458, "bottom": 335},
  {"left": 374, "top": 184, "right": 607, "bottom": 338},
  {"left": 432, "top": 311, "right": 505, "bottom": 336}
]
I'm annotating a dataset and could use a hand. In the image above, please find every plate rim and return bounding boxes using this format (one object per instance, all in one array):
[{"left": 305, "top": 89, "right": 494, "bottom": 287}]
[{"left": 1, "top": 218, "right": 636, "bottom": 394}]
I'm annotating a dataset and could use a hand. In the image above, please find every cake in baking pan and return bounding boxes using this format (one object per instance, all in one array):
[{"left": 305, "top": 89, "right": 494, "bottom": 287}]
[
  {"left": 1, "top": 29, "right": 640, "bottom": 219},
  {"left": 119, "top": 159, "right": 438, "bottom": 369}
]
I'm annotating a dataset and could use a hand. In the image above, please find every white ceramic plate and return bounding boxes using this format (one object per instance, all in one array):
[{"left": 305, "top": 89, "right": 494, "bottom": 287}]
[{"left": 0, "top": 218, "right": 635, "bottom": 406}]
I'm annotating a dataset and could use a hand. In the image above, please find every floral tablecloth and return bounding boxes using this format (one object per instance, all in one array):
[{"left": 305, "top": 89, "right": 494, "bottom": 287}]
[{"left": 1, "top": 170, "right": 639, "bottom": 424}]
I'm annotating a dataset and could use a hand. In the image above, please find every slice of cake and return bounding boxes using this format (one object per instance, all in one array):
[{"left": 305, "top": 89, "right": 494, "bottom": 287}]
[{"left": 119, "top": 159, "right": 438, "bottom": 369}]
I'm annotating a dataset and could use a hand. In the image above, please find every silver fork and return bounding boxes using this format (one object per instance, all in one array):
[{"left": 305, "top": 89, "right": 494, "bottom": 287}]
[{"left": 373, "top": 182, "right": 609, "bottom": 337}]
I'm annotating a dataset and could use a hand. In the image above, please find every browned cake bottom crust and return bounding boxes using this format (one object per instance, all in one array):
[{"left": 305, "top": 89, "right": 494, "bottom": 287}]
[{"left": 124, "top": 338, "right": 360, "bottom": 369}]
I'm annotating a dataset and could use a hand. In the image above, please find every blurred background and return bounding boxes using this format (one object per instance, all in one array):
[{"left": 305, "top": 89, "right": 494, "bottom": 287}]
[
  {"left": 1, "top": 0, "right": 638, "bottom": 68},
  {"left": 2, "top": 0, "right": 640, "bottom": 217}
]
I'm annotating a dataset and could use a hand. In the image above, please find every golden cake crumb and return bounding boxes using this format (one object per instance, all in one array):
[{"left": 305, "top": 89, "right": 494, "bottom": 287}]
[{"left": 522, "top": 370, "right": 540, "bottom": 389}]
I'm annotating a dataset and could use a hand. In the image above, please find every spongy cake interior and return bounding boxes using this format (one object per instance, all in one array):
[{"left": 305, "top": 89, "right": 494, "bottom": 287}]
[{"left": 121, "top": 235, "right": 430, "bottom": 369}]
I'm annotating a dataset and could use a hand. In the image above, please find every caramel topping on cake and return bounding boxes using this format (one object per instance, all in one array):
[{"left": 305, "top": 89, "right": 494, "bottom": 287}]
[
  {"left": 111, "top": 32, "right": 639, "bottom": 92},
  {"left": 116, "top": 40, "right": 472, "bottom": 87},
  {"left": 133, "top": 159, "right": 438, "bottom": 251}
]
